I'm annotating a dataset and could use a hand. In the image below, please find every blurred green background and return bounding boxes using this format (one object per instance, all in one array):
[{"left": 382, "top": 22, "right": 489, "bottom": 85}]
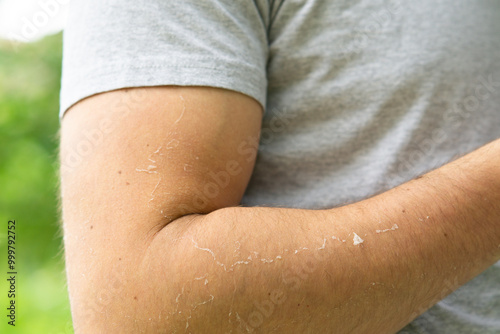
[{"left": 0, "top": 33, "right": 73, "bottom": 333}]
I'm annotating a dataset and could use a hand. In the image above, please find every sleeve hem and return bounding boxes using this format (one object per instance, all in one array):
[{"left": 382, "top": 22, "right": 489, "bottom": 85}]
[{"left": 59, "top": 63, "right": 267, "bottom": 119}]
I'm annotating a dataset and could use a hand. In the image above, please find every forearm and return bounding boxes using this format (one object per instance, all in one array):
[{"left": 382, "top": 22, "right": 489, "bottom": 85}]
[{"left": 147, "top": 139, "right": 500, "bottom": 333}]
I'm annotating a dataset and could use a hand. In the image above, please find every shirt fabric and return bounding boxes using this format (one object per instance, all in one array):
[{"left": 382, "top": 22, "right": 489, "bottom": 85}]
[{"left": 60, "top": 0, "right": 500, "bottom": 333}]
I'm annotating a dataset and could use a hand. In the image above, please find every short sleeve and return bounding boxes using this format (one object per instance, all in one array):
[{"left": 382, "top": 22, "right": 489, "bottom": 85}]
[{"left": 59, "top": 0, "right": 269, "bottom": 117}]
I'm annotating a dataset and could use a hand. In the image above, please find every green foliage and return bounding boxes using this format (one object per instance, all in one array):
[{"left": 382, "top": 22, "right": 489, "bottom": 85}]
[{"left": 0, "top": 33, "right": 73, "bottom": 333}]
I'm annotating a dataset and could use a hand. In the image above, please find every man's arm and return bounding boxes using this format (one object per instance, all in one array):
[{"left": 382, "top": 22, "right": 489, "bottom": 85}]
[{"left": 60, "top": 87, "right": 500, "bottom": 333}]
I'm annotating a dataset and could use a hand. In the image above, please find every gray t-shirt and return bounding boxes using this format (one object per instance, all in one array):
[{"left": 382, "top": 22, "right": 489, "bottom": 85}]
[{"left": 60, "top": 0, "right": 500, "bottom": 332}]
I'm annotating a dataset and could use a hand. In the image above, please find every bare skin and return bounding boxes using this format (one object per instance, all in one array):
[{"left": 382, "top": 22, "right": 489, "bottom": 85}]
[{"left": 60, "top": 86, "right": 500, "bottom": 333}]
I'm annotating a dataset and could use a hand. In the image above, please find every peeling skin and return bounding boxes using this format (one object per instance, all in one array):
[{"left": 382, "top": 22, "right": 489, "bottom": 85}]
[
  {"left": 135, "top": 166, "right": 158, "bottom": 174},
  {"left": 188, "top": 234, "right": 328, "bottom": 278},
  {"left": 194, "top": 274, "right": 207, "bottom": 281},
  {"left": 166, "top": 139, "right": 180, "bottom": 149},
  {"left": 192, "top": 295, "right": 215, "bottom": 310},
  {"left": 233, "top": 241, "right": 241, "bottom": 257},
  {"left": 260, "top": 254, "right": 284, "bottom": 263},
  {"left": 190, "top": 237, "right": 256, "bottom": 272},
  {"left": 149, "top": 178, "right": 162, "bottom": 200},
  {"left": 183, "top": 295, "right": 216, "bottom": 331},
  {"left": 293, "top": 247, "right": 309, "bottom": 254},
  {"left": 236, "top": 312, "right": 254, "bottom": 333},
  {"left": 175, "top": 286, "right": 184, "bottom": 304},
  {"left": 191, "top": 237, "right": 228, "bottom": 270},
  {"left": 135, "top": 145, "right": 163, "bottom": 207},
  {"left": 376, "top": 224, "right": 399, "bottom": 233},
  {"left": 332, "top": 235, "right": 347, "bottom": 243},
  {"left": 156, "top": 220, "right": 416, "bottom": 333},
  {"left": 185, "top": 318, "right": 190, "bottom": 332},
  {"left": 175, "top": 95, "right": 186, "bottom": 125},
  {"left": 173, "top": 232, "right": 381, "bottom": 331},
  {"left": 353, "top": 232, "right": 364, "bottom": 246},
  {"left": 134, "top": 97, "right": 186, "bottom": 218},
  {"left": 370, "top": 281, "right": 385, "bottom": 286},
  {"left": 317, "top": 238, "right": 327, "bottom": 250},
  {"left": 186, "top": 230, "right": 356, "bottom": 288}
]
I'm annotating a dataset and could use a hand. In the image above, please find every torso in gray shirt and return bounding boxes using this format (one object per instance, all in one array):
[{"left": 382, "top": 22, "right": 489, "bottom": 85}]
[{"left": 244, "top": 1, "right": 500, "bottom": 333}]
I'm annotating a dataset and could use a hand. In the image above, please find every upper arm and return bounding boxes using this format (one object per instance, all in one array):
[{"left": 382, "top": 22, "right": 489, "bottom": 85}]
[{"left": 60, "top": 86, "right": 262, "bottom": 332}]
